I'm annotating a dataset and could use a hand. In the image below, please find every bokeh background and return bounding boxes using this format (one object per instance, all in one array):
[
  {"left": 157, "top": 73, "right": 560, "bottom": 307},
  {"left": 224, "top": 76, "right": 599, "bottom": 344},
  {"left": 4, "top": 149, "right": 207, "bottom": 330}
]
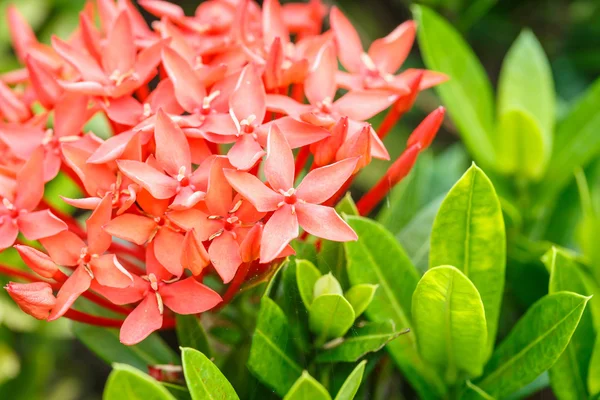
[{"left": 1, "top": 0, "right": 600, "bottom": 398}]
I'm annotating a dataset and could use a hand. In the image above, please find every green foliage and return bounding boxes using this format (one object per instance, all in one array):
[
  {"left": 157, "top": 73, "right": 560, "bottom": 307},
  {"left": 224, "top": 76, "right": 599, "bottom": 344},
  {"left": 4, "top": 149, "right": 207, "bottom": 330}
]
[
  {"left": 412, "top": 265, "right": 487, "bottom": 382},
  {"left": 333, "top": 361, "right": 366, "bottom": 400},
  {"left": 344, "top": 284, "right": 377, "bottom": 318},
  {"left": 283, "top": 372, "right": 331, "bottom": 400},
  {"left": 181, "top": 348, "right": 239, "bottom": 400},
  {"left": 103, "top": 363, "right": 176, "bottom": 400},
  {"left": 176, "top": 316, "right": 212, "bottom": 358},
  {"left": 296, "top": 260, "right": 322, "bottom": 308},
  {"left": 309, "top": 294, "right": 355, "bottom": 343}
]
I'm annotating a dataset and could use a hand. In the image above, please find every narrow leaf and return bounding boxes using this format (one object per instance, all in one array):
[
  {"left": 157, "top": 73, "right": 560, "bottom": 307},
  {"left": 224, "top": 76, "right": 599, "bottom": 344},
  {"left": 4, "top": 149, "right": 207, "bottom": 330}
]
[
  {"left": 589, "top": 336, "right": 600, "bottom": 397},
  {"left": 334, "top": 360, "right": 366, "bottom": 400},
  {"left": 176, "top": 315, "right": 211, "bottom": 358},
  {"left": 283, "top": 371, "right": 331, "bottom": 400},
  {"left": 181, "top": 347, "right": 239, "bottom": 400}
]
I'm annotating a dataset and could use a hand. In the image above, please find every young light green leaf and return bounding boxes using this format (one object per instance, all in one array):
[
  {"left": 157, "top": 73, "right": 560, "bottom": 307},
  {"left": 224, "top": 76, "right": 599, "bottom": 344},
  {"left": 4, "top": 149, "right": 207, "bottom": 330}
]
[
  {"left": 429, "top": 164, "right": 505, "bottom": 356},
  {"left": 283, "top": 371, "right": 331, "bottom": 400},
  {"left": 296, "top": 259, "right": 322, "bottom": 309},
  {"left": 462, "top": 381, "right": 494, "bottom": 400},
  {"left": 73, "top": 324, "right": 179, "bottom": 371},
  {"left": 309, "top": 294, "right": 355, "bottom": 342},
  {"left": 316, "top": 321, "right": 407, "bottom": 363},
  {"left": 345, "top": 284, "right": 378, "bottom": 317},
  {"left": 544, "top": 248, "right": 595, "bottom": 400},
  {"left": 248, "top": 297, "right": 303, "bottom": 396},
  {"left": 278, "top": 260, "right": 312, "bottom": 353},
  {"left": 181, "top": 348, "right": 239, "bottom": 400},
  {"left": 496, "top": 30, "right": 554, "bottom": 179},
  {"left": 476, "top": 292, "right": 590, "bottom": 398},
  {"left": 161, "top": 383, "right": 191, "bottom": 400},
  {"left": 412, "top": 5, "right": 496, "bottom": 167},
  {"left": 412, "top": 266, "right": 487, "bottom": 382},
  {"left": 314, "top": 273, "right": 343, "bottom": 297},
  {"left": 175, "top": 315, "right": 211, "bottom": 358},
  {"left": 334, "top": 360, "right": 366, "bottom": 400},
  {"left": 345, "top": 216, "right": 446, "bottom": 399},
  {"left": 336, "top": 192, "right": 359, "bottom": 217},
  {"left": 104, "top": 363, "right": 176, "bottom": 400},
  {"left": 589, "top": 336, "right": 600, "bottom": 397}
]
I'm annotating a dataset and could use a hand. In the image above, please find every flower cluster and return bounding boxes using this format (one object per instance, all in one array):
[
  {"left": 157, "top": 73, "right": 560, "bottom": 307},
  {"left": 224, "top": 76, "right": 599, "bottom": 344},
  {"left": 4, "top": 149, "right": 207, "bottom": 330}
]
[{"left": 0, "top": 0, "right": 445, "bottom": 345}]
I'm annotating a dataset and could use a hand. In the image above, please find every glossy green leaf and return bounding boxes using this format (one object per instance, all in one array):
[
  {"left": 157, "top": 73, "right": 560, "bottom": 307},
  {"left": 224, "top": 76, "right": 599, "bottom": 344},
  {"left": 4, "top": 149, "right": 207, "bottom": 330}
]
[
  {"left": 176, "top": 315, "right": 211, "bottom": 358},
  {"left": 283, "top": 371, "right": 331, "bottom": 400},
  {"left": 429, "top": 164, "right": 505, "bottom": 355},
  {"left": 344, "top": 217, "right": 446, "bottom": 399},
  {"left": 316, "top": 321, "right": 407, "bottom": 363},
  {"left": 296, "top": 259, "right": 322, "bottom": 309},
  {"left": 476, "top": 292, "right": 590, "bottom": 398},
  {"left": 248, "top": 297, "right": 303, "bottom": 396},
  {"left": 181, "top": 348, "right": 239, "bottom": 400},
  {"left": 104, "top": 363, "right": 176, "bottom": 400},
  {"left": 496, "top": 30, "right": 554, "bottom": 179},
  {"left": 309, "top": 294, "right": 355, "bottom": 342},
  {"left": 538, "top": 77, "right": 600, "bottom": 206},
  {"left": 72, "top": 324, "right": 179, "bottom": 371},
  {"left": 333, "top": 360, "right": 366, "bottom": 400},
  {"left": 413, "top": 5, "right": 496, "bottom": 167},
  {"left": 589, "top": 336, "right": 600, "bottom": 397},
  {"left": 279, "top": 259, "right": 311, "bottom": 353},
  {"left": 462, "top": 381, "right": 494, "bottom": 400},
  {"left": 412, "top": 266, "right": 487, "bottom": 382},
  {"left": 161, "top": 383, "right": 191, "bottom": 400},
  {"left": 314, "top": 273, "right": 343, "bottom": 297},
  {"left": 544, "top": 248, "right": 595, "bottom": 400},
  {"left": 344, "top": 284, "right": 378, "bottom": 317},
  {"left": 336, "top": 193, "right": 359, "bottom": 217}
]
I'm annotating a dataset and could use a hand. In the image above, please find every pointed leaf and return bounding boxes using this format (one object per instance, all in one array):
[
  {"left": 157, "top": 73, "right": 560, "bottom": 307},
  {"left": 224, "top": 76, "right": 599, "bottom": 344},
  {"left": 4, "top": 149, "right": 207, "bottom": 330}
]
[
  {"left": 344, "top": 284, "right": 377, "bottom": 317},
  {"left": 309, "top": 294, "right": 355, "bottom": 342},
  {"left": 181, "top": 347, "right": 239, "bottom": 400},
  {"left": 175, "top": 315, "right": 211, "bottom": 358},
  {"left": 283, "top": 371, "right": 331, "bottom": 400},
  {"left": 313, "top": 273, "right": 343, "bottom": 297},
  {"left": 104, "top": 363, "right": 176, "bottom": 400},
  {"left": 296, "top": 259, "right": 322, "bottom": 309},
  {"left": 333, "top": 360, "right": 366, "bottom": 400}
]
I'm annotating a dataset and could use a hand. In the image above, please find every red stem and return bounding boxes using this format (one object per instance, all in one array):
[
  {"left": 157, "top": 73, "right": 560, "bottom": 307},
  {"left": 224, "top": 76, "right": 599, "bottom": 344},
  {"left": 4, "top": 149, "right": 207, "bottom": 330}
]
[
  {"left": 0, "top": 264, "right": 50, "bottom": 283},
  {"left": 215, "top": 262, "right": 252, "bottom": 310},
  {"left": 377, "top": 106, "right": 402, "bottom": 140},
  {"left": 294, "top": 146, "right": 311, "bottom": 180},
  {"left": 63, "top": 309, "right": 124, "bottom": 327}
]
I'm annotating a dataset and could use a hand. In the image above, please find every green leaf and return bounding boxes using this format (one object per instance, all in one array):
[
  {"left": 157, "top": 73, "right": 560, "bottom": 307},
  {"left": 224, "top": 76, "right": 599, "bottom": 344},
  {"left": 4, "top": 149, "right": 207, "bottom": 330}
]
[
  {"left": 538, "top": 77, "right": 600, "bottom": 206},
  {"left": 413, "top": 5, "right": 496, "bottom": 167},
  {"left": 161, "top": 383, "right": 191, "bottom": 400},
  {"left": 333, "top": 360, "right": 366, "bottom": 400},
  {"left": 104, "top": 363, "right": 176, "bottom": 400},
  {"left": 412, "top": 266, "right": 487, "bottom": 382},
  {"left": 344, "top": 284, "right": 378, "bottom": 317},
  {"left": 283, "top": 371, "right": 331, "bottom": 400},
  {"left": 462, "top": 381, "right": 494, "bottom": 400},
  {"left": 316, "top": 321, "right": 407, "bottom": 363},
  {"left": 181, "top": 347, "right": 239, "bottom": 400},
  {"left": 176, "top": 315, "right": 211, "bottom": 358},
  {"left": 589, "top": 336, "right": 600, "bottom": 397},
  {"left": 296, "top": 259, "right": 322, "bottom": 309},
  {"left": 309, "top": 294, "right": 355, "bottom": 342},
  {"left": 279, "top": 259, "right": 311, "bottom": 353},
  {"left": 344, "top": 216, "right": 446, "bottom": 399},
  {"left": 336, "top": 193, "right": 359, "bottom": 217},
  {"left": 72, "top": 324, "right": 179, "bottom": 371},
  {"left": 496, "top": 30, "right": 555, "bottom": 179},
  {"left": 476, "top": 292, "right": 590, "bottom": 398},
  {"left": 544, "top": 248, "right": 595, "bottom": 400},
  {"left": 314, "top": 273, "right": 343, "bottom": 297},
  {"left": 429, "top": 164, "right": 505, "bottom": 355},
  {"left": 248, "top": 297, "right": 303, "bottom": 396}
]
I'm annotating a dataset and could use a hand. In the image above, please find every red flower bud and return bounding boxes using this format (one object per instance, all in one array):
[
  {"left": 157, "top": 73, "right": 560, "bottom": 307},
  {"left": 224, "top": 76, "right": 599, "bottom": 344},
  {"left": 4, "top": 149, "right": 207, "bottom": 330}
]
[
  {"left": 5, "top": 282, "right": 56, "bottom": 320},
  {"left": 15, "top": 245, "right": 60, "bottom": 279}
]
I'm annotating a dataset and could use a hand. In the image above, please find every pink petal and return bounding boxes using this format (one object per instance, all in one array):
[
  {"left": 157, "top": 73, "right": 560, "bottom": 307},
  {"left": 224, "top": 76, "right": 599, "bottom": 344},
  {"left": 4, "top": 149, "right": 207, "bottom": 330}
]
[
  {"left": 168, "top": 208, "right": 221, "bottom": 240},
  {"left": 117, "top": 160, "right": 178, "bottom": 199},
  {"left": 79, "top": 13, "right": 102, "bottom": 63},
  {"left": 0, "top": 81, "right": 30, "bottom": 122},
  {"left": 120, "top": 294, "right": 163, "bottom": 345},
  {"left": 139, "top": 0, "right": 185, "bottom": 19},
  {"left": 61, "top": 196, "right": 102, "bottom": 210},
  {"left": 200, "top": 113, "right": 240, "bottom": 137},
  {"left": 160, "top": 277, "right": 222, "bottom": 314},
  {"left": 0, "top": 124, "right": 44, "bottom": 160},
  {"left": 229, "top": 64, "right": 266, "bottom": 123},
  {"left": 334, "top": 90, "right": 398, "bottom": 121},
  {"left": 90, "top": 275, "right": 146, "bottom": 305},
  {"left": 62, "top": 144, "right": 116, "bottom": 196},
  {"left": 103, "top": 214, "right": 156, "bottom": 245},
  {"left": 262, "top": 0, "right": 289, "bottom": 48},
  {"left": 54, "top": 92, "right": 89, "bottom": 138},
  {"left": 329, "top": 7, "right": 363, "bottom": 73},
  {"left": 161, "top": 47, "right": 206, "bottom": 114},
  {"left": 407, "top": 106, "right": 445, "bottom": 150},
  {"left": 136, "top": 189, "right": 169, "bottom": 217},
  {"left": 265, "top": 94, "right": 307, "bottom": 118},
  {"left": 15, "top": 146, "right": 44, "bottom": 211},
  {"left": 14, "top": 244, "right": 59, "bottom": 279},
  {"left": 311, "top": 116, "right": 347, "bottom": 167},
  {"left": 51, "top": 36, "right": 107, "bottom": 83},
  {"left": 58, "top": 80, "right": 108, "bottom": 97},
  {"left": 25, "top": 55, "right": 62, "bottom": 109},
  {"left": 239, "top": 223, "right": 262, "bottom": 263},
  {"left": 209, "top": 232, "right": 242, "bottom": 284},
  {"left": 368, "top": 21, "right": 415, "bottom": 74},
  {"left": 305, "top": 41, "right": 337, "bottom": 105},
  {"left": 146, "top": 240, "right": 173, "bottom": 281},
  {"left": 86, "top": 195, "right": 113, "bottom": 255},
  {"left": 188, "top": 137, "right": 213, "bottom": 165},
  {"left": 155, "top": 109, "right": 192, "bottom": 177},
  {"left": 88, "top": 130, "right": 138, "bottom": 164},
  {"left": 296, "top": 157, "right": 358, "bottom": 204},
  {"left": 103, "top": 96, "right": 143, "bottom": 126},
  {"left": 170, "top": 187, "right": 205, "bottom": 210},
  {"left": 18, "top": 210, "right": 68, "bottom": 241},
  {"left": 260, "top": 205, "right": 299, "bottom": 263},
  {"left": 264, "top": 125, "right": 294, "bottom": 192},
  {"left": 296, "top": 202, "right": 357, "bottom": 241},
  {"left": 181, "top": 229, "right": 210, "bottom": 276},
  {"left": 48, "top": 266, "right": 93, "bottom": 321},
  {"left": 223, "top": 169, "right": 281, "bottom": 212},
  {"left": 0, "top": 219, "right": 19, "bottom": 251},
  {"left": 90, "top": 254, "right": 133, "bottom": 288},
  {"left": 40, "top": 230, "right": 85, "bottom": 266},
  {"left": 205, "top": 156, "right": 233, "bottom": 216},
  {"left": 102, "top": 11, "right": 136, "bottom": 75},
  {"left": 133, "top": 39, "right": 167, "bottom": 87},
  {"left": 336, "top": 124, "right": 371, "bottom": 171},
  {"left": 7, "top": 6, "right": 37, "bottom": 62},
  {"left": 227, "top": 135, "right": 266, "bottom": 171},
  {"left": 153, "top": 228, "right": 184, "bottom": 277}
]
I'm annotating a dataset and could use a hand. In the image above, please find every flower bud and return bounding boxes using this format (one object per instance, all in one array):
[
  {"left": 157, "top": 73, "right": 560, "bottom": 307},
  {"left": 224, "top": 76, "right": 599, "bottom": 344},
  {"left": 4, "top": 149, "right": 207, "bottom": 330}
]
[
  {"left": 14, "top": 245, "right": 60, "bottom": 279},
  {"left": 406, "top": 106, "right": 445, "bottom": 150},
  {"left": 5, "top": 282, "right": 56, "bottom": 320}
]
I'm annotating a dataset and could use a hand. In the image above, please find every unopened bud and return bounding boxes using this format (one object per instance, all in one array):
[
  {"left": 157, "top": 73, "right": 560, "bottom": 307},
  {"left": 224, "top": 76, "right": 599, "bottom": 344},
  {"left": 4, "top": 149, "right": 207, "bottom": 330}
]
[
  {"left": 15, "top": 245, "right": 60, "bottom": 279},
  {"left": 406, "top": 106, "right": 445, "bottom": 150},
  {"left": 5, "top": 282, "right": 56, "bottom": 320}
]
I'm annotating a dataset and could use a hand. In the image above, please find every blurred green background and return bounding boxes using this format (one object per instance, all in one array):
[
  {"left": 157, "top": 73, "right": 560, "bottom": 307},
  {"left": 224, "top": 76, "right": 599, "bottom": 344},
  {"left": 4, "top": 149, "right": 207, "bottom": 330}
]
[{"left": 1, "top": 0, "right": 600, "bottom": 398}]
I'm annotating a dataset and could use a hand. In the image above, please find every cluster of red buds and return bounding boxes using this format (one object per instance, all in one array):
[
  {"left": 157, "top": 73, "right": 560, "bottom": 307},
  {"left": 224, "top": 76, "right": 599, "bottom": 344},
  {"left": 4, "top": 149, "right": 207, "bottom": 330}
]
[{"left": 0, "top": 0, "right": 446, "bottom": 345}]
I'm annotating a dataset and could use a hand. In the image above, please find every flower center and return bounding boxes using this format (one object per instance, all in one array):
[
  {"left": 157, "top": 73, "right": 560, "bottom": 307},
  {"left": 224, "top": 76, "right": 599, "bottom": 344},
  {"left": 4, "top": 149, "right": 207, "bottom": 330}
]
[{"left": 109, "top": 69, "right": 139, "bottom": 86}]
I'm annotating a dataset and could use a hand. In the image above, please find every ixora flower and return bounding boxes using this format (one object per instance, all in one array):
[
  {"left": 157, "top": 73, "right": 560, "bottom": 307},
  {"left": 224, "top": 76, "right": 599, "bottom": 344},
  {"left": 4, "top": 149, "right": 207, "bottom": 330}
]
[{"left": 0, "top": 0, "right": 445, "bottom": 346}]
